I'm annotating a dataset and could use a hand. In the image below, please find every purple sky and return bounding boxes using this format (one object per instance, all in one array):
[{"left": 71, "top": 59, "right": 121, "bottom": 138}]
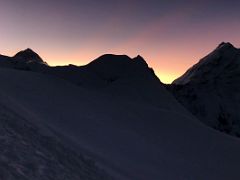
[{"left": 0, "top": 0, "right": 240, "bottom": 83}]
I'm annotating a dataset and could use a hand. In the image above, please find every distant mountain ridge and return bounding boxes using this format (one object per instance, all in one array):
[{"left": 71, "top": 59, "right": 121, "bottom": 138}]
[
  {"left": 0, "top": 50, "right": 182, "bottom": 111},
  {"left": 0, "top": 50, "right": 159, "bottom": 86}
]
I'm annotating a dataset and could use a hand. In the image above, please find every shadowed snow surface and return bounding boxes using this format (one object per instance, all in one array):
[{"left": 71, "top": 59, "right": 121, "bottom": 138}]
[
  {"left": 0, "top": 68, "right": 239, "bottom": 179},
  {"left": 0, "top": 102, "right": 113, "bottom": 180},
  {"left": 0, "top": 49, "right": 240, "bottom": 179}
]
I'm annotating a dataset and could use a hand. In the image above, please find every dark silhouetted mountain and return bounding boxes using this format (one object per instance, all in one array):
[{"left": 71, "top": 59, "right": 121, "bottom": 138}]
[
  {"left": 1, "top": 51, "right": 158, "bottom": 88},
  {"left": 13, "top": 48, "right": 46, "bottom": 64},
  {"left": 56, "top": 54, "right": 159, "bottom": 88},
  {"left": 0, "top": 49, "right": 47, "bottom": 71},
  {"left": 170, "top": 42, "right": 240, "bottom": 137},
  {"left": 0, "top": 51, "right": 181, "bottom": 110},
  {"left": 2, "top": 47, "right": 240, "bottom": 179}
]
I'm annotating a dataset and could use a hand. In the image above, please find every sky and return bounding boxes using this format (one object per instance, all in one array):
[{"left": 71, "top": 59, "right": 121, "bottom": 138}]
[{"left": 0, "top": 0, "right": 240, "bottom": 83}]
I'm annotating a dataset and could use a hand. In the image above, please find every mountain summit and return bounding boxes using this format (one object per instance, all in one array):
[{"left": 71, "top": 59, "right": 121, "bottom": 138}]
[
  {"left": 173, "top": 42, "right": 240, "bottom": 85},
  {"left": 170, "top": 42, "right": 240, "bottom": 137},
  {"left": 87, "top": 54, "right": 152, "bottom": 80},
  {"left": 217, "top": 42, "right": 235, "bottom": 49},
  {"left": 13, "top": 48, "right": 47, "bottom": 64}
]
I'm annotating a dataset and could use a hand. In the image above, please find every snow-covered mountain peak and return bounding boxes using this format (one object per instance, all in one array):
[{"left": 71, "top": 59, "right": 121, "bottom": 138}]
[
  {"left": 216, "top": 42, "right": 235, "bottom": 50},
  {"left": 13, "top": 48, "right": 47, "bottom": 65},
  {"left": 170, "top": 42, "right": 240, "bottom": 137},
  {"left": 173, "top": 42, "right": 240, "bottom": 85},
  {"left": 213, "top": 42, "right": 238, "bottom": 55}
]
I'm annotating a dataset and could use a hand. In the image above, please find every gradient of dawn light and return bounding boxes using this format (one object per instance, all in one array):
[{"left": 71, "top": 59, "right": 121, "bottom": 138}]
[{"left": 0, "top": 0, "right": 240, "bottom": 83}]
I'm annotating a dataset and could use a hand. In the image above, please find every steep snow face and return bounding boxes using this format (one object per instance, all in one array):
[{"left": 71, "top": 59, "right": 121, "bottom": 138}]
[
  {"left": 173, "top": 42, "right": 240, "bottom": 85},
  {"left": 171, "top": 42, "right": 240, "bottom": 137},
  {"left": 0, "top": 68, "right": 240, "bottom": 180},
  {"left": 0, "top": 100, "right": 113, "bottom": 180}
]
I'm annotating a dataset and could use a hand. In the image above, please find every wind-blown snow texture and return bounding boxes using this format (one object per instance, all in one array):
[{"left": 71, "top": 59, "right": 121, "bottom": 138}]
[
  {"left": 0, "top": 47, "right": 240, "bottom": 179},
  {"left": 171, "top": 42, "right": 240, "bottom": 137},
  {"left": 0, "top": 103, "right": 112, "bottom": 180}
]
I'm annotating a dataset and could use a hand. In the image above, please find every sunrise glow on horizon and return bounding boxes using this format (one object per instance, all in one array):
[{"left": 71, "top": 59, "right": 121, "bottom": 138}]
[{"left": 1, "top": 0, "right": 240, "bottom": 83}]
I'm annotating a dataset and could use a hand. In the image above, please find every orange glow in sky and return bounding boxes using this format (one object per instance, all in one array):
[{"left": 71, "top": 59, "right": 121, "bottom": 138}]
[
  {"left": 1, "top": 40, "right": 239, "bottom": 84},
  {"left": 0, "top": 0, "right": 240, "bottom": 83}
]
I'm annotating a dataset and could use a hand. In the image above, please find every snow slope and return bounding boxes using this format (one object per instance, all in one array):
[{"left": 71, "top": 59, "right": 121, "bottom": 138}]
[
  {"left": 0, "top": 66, "right": 240, "bottom": 180},
  {"left": 171, "top": 42, "right": 240, "bottom": 137},
  {"left": 0, "top": 51, "right": 187, "bottom": 112},
  {"left": 0, "top": 94, "right": 113, "bottom": 180}
]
